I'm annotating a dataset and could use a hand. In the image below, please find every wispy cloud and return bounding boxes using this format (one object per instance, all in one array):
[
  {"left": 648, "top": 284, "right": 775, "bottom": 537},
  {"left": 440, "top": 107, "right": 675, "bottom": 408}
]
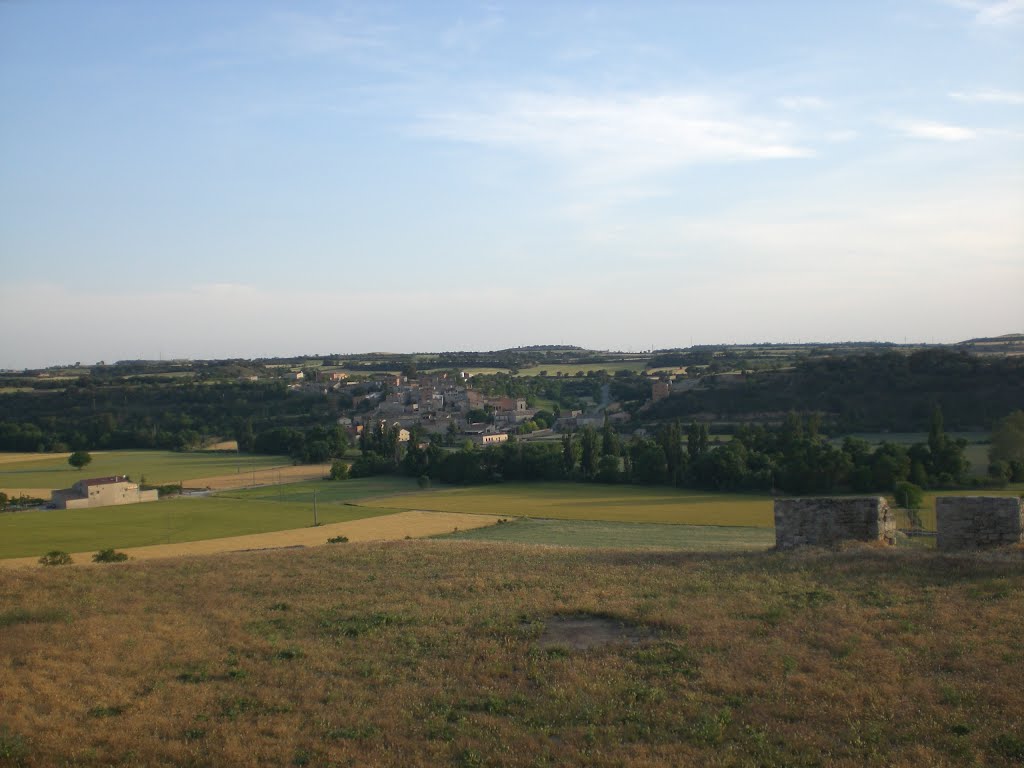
[
  {"left": 825, "top": 129, "right": 859, "bottom": 143},
  {"left": 418, "top": 91, "right": 812, "bottom": 182},
  {"left": 950, "top": 88, "right": 1024, "bottom": 104},
  {"left": 891, "top": 119, "right": 976, "bottom": 141},
  {"left": 946, "top": 0, "right": 1024, "bottom": 25},
  {"left": 779, "top": 96, "right": 827, "bottom": 111}
]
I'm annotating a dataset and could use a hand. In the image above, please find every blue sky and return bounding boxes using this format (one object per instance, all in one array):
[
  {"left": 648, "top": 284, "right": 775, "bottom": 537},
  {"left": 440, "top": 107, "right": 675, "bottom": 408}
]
[{"left": 1, "top": 1, "right": 1022, "bottom": 368}]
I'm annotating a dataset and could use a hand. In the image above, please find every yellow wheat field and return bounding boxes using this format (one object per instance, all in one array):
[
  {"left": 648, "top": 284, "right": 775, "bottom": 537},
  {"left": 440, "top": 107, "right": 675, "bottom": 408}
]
[
  {"left": 0, "top": 452, "right": 73, "bottom": 465},
  {"left": 182, "top": 464, "right": 330, "bottom": 490},
  {"left": 0, "top": 510, "right": 500, "bottom": 569}
]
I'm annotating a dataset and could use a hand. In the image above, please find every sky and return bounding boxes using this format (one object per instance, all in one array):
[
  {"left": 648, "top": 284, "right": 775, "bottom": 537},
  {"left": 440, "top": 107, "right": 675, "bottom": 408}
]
[{"left": 1, "top": 0, "right": 1022, "bottom": 369}]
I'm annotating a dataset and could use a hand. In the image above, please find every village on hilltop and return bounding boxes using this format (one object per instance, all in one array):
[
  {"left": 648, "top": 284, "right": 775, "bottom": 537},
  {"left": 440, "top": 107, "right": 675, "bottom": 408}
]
[{"left": 282, "top": 368, "right": 671, "bottom": 448}]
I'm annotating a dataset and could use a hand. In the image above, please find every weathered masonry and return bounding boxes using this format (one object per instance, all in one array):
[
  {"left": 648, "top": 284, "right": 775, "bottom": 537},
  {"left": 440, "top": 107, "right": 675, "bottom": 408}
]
[
  {"left": 774, "top": 497, "right": 896, "bottom": 550},
  {"left": 50, "top": 475, "right": 159, "bottom": 510},
  {"left": 936, "top": 496, "right": 1024, "bottom": 551}
]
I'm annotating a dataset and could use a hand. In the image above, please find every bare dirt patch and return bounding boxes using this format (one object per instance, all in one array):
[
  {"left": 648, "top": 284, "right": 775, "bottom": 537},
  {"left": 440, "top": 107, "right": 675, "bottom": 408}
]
[
  {"left": 0, "top": 510, "right": 501, "bottom": 568},
  {"left": 183, "top": 463, "right": 329, "bottom": 491},
  {"left": 538, "top": 614, "right": 656, "bottom": 650}
]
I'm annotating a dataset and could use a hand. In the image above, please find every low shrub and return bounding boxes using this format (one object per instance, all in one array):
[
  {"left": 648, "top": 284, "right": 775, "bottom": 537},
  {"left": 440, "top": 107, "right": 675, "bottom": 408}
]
[
  {"left": 92, "top": 548, "right": 129, "bottom": 563},
  {"left": 38, "top": 550, "right": 72, "bottom": 566},
  {"left": 327, "top": 536, "right": 349, "bottom": 544}
]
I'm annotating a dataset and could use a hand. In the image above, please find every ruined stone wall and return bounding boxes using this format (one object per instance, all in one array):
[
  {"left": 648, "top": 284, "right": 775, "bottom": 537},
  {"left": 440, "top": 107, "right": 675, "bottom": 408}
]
[
  {"left": 935, "top": 496, "right": 1023, "bottom": 551},
  {"left": 774, "top": 497, "right": 895, "bottom": 550}
]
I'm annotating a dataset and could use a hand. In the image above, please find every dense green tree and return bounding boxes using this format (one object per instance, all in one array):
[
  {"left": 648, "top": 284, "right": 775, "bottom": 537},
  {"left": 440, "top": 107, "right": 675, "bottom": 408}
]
[
  {"left": 990, "top": 410, "right": 1024, "bottom": 465},
  {"left": 657, "top": 421, "right": 685, "bottom": 485},
  {"left": 68, "top": 450, "right": 92, "bottom": 471},
  {"left": 596, "top": 454, "right": 620, "bottom": 483},
  {"left": 579, "top": 426, "right": 600, "bottom": 479},
  {"left": 561, "top": 433, "right": 579, "bottom": 475},
  {"left": 686, "top": 422, "right": 708, "bottom": 461},
  {"left": 601, "top": 420, "right": 621, "bottom": 457},
  {"left": 894, "top": 480, "right": 924, "bottom": 510},
  {"left": 870, "top": 443, "right": 910, "bottom": 490},
  {"left": 630, "top": 439, "right": 667, "bottom": 484}
]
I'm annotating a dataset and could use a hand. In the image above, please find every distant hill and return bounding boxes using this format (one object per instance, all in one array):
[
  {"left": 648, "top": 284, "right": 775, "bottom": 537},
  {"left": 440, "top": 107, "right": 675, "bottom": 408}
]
[{"left": 956, "top": 333, "right": 1024, "bottom": 356}]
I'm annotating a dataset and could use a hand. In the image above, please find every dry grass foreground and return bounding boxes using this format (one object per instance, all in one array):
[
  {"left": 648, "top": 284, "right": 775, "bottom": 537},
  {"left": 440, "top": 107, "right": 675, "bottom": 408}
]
[
  {"left": 0, "top": 511, "right": 499, "bottom": 570},
  {"left": 184, "top": 463, "right": 329, "bottom": 491},
  {"left": 1, "top": 543, "right": 1022, "bottom": 767}
]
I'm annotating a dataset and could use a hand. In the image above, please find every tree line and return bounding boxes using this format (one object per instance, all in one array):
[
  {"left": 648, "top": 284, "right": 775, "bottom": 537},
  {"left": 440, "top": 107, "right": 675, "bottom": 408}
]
[{"left": 347, "top": 407, "right": 1008, "bottom": 498}]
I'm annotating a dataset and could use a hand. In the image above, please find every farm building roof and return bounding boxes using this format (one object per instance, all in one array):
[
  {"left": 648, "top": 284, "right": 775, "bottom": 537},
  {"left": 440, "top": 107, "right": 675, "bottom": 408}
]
[{"left": 78, "top": 475, "right": 129, "bottom": 487}]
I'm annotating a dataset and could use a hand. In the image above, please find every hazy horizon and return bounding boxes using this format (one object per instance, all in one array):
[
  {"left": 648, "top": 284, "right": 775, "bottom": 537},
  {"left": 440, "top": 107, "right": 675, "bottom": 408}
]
[
  {"left": 2, "top": 1, "right": 1022, "bottom": 370},
  {"left": 7, "top": 332, "right": 1021, "bottom": 372}
]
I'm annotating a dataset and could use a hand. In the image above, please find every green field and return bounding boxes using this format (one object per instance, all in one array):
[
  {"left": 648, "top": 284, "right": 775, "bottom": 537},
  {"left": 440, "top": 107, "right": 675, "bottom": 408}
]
[
  {"left": 0, "top": 478, "right": 410, "bottom": 559},
  {"left": 363, "top": 482, "right": 775, "bottom": 527},
  {"left": 218, "top": 476, "right": 419, "bottom": 504},
  {"left": 0, "top": 450, "right": 291, "bottom": 489},
  {"left": 437, "top": 517, "right": 775, "bottom": 550}
]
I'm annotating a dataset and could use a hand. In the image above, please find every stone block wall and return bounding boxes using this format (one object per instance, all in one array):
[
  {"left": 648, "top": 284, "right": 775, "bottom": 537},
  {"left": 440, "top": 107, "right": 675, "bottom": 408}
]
[
  {"left": 935, "top": 496, "right": 1023, "bottom": 551},
  {"left": 774, "top": 497, "right": 895, "bottom": 550}
]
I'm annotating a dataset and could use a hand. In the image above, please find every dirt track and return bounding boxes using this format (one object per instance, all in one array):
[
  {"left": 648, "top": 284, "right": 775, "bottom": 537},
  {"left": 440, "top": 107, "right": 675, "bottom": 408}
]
[{"left": 0, "top": 510, "right": 501, "bottom": 569}]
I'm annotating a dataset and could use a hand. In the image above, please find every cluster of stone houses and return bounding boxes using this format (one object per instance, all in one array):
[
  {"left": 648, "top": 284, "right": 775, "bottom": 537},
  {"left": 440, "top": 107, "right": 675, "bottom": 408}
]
[
  {"left": 284, "top": 368, "right": 676, "bottom": 445},
  {"left": 316, "top": 372, "right": 556, "bottom": 447}
]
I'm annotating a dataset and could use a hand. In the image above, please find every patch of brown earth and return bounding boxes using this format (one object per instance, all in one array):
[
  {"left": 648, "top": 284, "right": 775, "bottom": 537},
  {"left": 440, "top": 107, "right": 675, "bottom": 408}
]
[{"left": 538, "top": 614, "right": 656, "bottom": 650}]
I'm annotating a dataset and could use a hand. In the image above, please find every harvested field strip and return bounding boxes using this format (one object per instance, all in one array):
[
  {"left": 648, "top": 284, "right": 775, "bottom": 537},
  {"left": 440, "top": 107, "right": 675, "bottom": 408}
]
[
  {"left": 365, "top": 482, "right": 774, "bottom": 527},
  {"left": 0, "top": 511, "right": 500, "bottom": 568},
  {"left": 184, "top": 464, "right": 328, "bottom": 491},
  {"left": 0, "top": 452, "right": 73, "bottom": 465},
  {"left": 437, "top": 517, "right": 775, "bottom": 551}
]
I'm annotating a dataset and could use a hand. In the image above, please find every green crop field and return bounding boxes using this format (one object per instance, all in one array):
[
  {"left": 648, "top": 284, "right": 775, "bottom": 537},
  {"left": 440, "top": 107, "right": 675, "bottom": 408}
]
[
  {"left": 218, "top": 476, "right": 419, "bottom": 504},
  {"left": 363, "top": 482, "right": 775, "bottom": 527},
  {"left": 0, "top": 479, "right": 410, "bottom": 559},
  {"left": 438, "top": 517, "right": 775, "bottom": 550},
  {"left": 0, "top": 450, "right": 291, "bottom": 490}
]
